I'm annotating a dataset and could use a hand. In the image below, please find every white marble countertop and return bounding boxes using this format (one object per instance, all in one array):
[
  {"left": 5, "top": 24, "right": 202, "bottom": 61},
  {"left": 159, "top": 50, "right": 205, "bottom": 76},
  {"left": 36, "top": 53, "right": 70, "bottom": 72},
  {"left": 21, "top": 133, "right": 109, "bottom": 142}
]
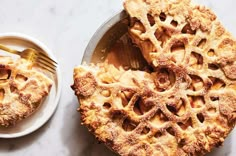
[{"left": 0, "top": 0, "right": 235, "bottom": 156}]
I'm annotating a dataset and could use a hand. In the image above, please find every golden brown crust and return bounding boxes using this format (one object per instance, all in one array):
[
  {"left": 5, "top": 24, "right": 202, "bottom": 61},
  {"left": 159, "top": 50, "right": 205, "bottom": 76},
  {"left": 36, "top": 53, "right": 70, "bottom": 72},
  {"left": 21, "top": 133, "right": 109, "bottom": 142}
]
[
  {"left": 72, "top": 63, "right": 235, "bottom": 156},
  {"left": 0, "top": 56, "right": 52, "bottom": 127},
  {"left": 72, "top": 0, "right": 236, "bottom": 155}
]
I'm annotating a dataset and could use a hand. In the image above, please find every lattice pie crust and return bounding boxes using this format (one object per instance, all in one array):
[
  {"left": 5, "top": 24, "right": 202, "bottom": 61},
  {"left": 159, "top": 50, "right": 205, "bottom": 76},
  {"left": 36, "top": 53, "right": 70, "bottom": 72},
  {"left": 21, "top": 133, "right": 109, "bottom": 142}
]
[
  {"left": 0, "top": 56, "right": 52, "bottom": 127},
  {"left": 72, "top": 0, "right": 236, "bottom": 155}
]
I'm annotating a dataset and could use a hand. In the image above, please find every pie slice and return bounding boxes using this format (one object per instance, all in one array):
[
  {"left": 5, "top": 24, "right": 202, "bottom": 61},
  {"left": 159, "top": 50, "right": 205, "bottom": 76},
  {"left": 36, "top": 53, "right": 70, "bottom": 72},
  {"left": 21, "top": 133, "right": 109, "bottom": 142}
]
[
  {"left": 72, "top": 0, "right": 236, "bottom": 155},
  {"left": 0, "top": 56, "right": 52, "bottom": 127}
]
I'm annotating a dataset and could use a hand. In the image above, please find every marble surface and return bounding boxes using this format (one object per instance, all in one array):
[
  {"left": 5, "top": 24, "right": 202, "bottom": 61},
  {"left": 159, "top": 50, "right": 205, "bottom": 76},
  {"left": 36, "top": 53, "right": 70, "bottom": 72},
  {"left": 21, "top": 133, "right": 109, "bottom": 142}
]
[{"left": 0, "top": 0, "right": 235, "bottom": 156}]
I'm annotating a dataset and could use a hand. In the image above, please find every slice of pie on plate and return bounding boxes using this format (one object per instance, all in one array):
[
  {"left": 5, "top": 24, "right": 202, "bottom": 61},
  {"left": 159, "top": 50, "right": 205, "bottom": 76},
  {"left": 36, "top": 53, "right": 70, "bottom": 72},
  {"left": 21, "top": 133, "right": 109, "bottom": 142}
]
[
  {"left": 72, "top": 0, "right": 236, "bottom": 155},
  {"left": 0, "top": 56, "right": 52, "bottom": 127}
]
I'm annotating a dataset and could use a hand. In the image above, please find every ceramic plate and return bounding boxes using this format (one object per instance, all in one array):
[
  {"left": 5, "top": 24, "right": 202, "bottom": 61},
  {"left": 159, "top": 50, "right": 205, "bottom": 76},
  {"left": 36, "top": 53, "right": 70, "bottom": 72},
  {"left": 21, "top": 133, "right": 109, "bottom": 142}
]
[{"left": 0, "top": 32, "right": 61, "bottom": 138}]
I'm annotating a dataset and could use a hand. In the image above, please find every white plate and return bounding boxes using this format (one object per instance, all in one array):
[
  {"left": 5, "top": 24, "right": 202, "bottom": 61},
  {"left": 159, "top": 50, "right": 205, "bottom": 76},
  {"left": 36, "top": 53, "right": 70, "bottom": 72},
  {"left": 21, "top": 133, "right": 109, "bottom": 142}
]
[{"left": 0, "top": 32, "right": 62, "bottom": 138}]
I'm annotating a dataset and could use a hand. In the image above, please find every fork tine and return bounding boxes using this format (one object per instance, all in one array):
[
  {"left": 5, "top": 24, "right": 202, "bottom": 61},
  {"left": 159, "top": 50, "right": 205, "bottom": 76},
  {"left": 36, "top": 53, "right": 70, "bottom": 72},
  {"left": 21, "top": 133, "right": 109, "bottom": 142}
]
[
  {"left": 36, "top": 62, "right": 56, "bottom": 74},
  {"left": 28, "top": 48, "right": 57, "bottom": 64},
  {"left": 37, "top": 55, "right": 57, "bottom": 68},
  {"left": 24, "top": 48, "right": 57, "bottom": 74},
  {"left": 37, "top": 51, "right": 57, "bottom": 64},
  {"left": 39, "top": 65, "right": 55, "bottom": 74},
  {"left": 36, "top": 59, "right": 56, "bottom": 71}
]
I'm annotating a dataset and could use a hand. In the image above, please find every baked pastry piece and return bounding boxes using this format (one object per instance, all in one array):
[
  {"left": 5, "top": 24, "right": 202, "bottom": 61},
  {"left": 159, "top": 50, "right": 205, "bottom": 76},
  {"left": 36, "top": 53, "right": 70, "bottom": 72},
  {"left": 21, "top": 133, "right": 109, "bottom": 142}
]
[
  {"left": 0, "top": 56, "right": 52, "bottom": 127},
  {"left": 72, "top": 0, "right": 236, "bottom": 155}
]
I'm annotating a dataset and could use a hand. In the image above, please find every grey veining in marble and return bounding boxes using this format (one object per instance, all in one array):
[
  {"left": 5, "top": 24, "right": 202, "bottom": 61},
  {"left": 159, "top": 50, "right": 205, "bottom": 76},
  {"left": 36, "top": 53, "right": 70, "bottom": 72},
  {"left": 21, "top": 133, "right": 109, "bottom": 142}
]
[{"left": 0, "top": 0, "right": 235, "bottom": 156}]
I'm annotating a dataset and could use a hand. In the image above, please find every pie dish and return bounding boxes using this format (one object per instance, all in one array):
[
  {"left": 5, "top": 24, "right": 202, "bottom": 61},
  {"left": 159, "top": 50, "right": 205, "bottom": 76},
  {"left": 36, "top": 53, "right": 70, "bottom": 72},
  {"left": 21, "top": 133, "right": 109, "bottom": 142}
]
[
  {"left": 72, "top": 0, "right": 236, "bottom": 155},
  {"left": 0, "top": 33, "right": 61, "bottom": 138}
]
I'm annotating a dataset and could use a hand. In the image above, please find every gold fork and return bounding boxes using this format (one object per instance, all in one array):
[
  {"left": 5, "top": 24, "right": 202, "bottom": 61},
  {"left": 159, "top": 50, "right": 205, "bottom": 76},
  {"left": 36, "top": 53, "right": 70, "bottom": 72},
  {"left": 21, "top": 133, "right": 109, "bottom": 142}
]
[{"left": 0, "top": 44, "right": 57, "bottom": 73}]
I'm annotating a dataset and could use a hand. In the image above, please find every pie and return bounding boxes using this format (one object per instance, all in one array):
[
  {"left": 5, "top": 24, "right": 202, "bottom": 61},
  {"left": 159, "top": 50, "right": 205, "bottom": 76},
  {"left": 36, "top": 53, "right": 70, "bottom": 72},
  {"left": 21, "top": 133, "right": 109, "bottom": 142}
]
[
  {"left": 72, "top": 0, "right": 236, "bottom": 155},
  {"left": 0, "top": 56, "right": 52, "bottom": 127}
]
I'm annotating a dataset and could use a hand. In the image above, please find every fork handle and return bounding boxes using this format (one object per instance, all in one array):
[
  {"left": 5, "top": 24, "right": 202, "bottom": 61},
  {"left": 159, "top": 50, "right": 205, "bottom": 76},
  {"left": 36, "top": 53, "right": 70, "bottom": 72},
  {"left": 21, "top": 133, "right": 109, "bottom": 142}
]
[{"left": 0, "top": 44, "right": 20, "bottom": 55}]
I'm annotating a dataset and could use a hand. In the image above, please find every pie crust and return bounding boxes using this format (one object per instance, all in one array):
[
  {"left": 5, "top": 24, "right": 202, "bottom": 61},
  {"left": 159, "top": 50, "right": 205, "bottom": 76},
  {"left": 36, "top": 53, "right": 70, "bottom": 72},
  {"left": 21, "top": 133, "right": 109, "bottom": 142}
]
[
  {"left": 72, "top": 0, "right": 236, "bottom": 155},
  {"left": 0, "top": 56, "right": 52, "bottom": 127}
]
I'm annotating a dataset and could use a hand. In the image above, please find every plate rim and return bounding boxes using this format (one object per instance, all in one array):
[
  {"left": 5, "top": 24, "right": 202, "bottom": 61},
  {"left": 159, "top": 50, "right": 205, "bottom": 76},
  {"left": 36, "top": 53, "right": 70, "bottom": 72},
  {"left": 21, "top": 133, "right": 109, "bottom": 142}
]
[{"left": 0, "top": 32, "right": 62, "bottom": 138}]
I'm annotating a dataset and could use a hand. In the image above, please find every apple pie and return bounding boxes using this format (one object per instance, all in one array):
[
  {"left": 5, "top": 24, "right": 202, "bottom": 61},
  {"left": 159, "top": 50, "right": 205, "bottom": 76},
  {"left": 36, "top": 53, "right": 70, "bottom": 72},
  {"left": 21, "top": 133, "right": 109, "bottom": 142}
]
[
  {"left": 72, "top": 0, "right": 236, "bottom": 155},
  {"left": 0, "top": 56, "right": 52, "bottom": 127}
]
